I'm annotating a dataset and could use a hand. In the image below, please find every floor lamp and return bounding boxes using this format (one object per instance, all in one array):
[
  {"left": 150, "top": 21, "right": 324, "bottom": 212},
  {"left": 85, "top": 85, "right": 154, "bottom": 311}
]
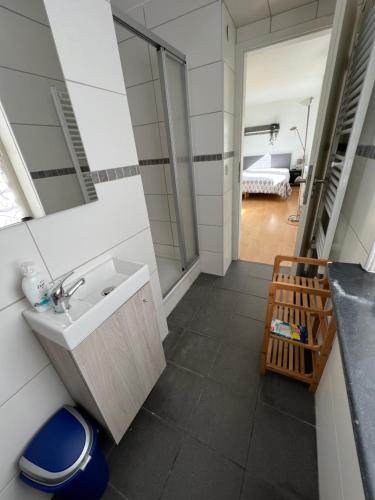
[{"left": 288, "top": 97, "right": 314, "bottom": 222}]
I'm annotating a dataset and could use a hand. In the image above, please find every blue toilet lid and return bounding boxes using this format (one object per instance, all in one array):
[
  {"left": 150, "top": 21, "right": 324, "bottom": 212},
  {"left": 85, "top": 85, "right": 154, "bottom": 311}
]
[{"left": 20, "top": 406, "right": 93, "bottom": 486}]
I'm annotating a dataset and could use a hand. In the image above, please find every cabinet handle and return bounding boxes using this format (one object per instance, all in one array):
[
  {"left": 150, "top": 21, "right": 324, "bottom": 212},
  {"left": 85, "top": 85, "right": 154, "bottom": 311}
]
[{"left": 142, "top": 298, "right": 148, "bottom": 303}]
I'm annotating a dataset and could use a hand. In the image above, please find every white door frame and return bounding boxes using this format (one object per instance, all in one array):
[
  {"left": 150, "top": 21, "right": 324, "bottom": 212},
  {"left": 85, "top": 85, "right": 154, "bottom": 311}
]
[{"left": 232, "top": 17, "right": 334, "bottom": 260}]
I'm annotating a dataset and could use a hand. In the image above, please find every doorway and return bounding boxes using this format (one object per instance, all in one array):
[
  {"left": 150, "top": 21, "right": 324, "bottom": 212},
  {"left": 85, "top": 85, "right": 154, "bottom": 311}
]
[{"left": 238, "top": 32, "right": 331, "bottom": 265}]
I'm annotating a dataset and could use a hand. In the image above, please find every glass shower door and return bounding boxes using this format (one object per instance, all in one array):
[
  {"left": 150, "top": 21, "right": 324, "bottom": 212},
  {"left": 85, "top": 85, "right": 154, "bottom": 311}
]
[{"left": 158, "top": 49, "right": 198, "bottom": 270}]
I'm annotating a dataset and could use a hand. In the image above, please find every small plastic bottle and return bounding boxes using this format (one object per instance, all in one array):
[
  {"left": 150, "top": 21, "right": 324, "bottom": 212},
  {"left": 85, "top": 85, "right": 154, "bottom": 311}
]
[{"left": 20, "top": 261, "right": 50, "bottom": 312}]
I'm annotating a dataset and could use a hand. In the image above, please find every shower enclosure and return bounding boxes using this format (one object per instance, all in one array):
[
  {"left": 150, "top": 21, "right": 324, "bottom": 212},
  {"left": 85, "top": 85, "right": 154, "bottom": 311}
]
[{"left": 113, "top": 10, "right": 198, "bottom": 297}]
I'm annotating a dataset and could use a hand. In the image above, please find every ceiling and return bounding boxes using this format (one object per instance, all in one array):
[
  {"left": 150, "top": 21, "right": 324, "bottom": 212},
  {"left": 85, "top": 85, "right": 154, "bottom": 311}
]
[
  {"left": 225, "top": 0, "right": 317, "bottom": 27},
  {"left": 245, "top": 32, "right": 331, "bottom": 105}
]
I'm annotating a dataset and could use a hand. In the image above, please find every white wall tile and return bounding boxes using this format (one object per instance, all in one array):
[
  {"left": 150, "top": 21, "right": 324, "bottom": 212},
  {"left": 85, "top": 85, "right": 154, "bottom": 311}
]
[
  {"left": 44, "top": 0, "right": 126, "bottom": 93},
  {"left": 67, "top": 82, "right": 138, "bottom": 170},
  {"left": 110, "top": 227, "right": 157, "bottom": 273},
  {"left": 27, "top": 176, "right": 150, "bottom": 278},
  {"left": 224, "top": 111, "right": 234, "bottom": 153},
  {"left": 194, "top": 161, "right": 223, "bottom": 195},
  {"left": 164, "top": 164, "right": 173, "bottom": 194},
  {"left": 224, "top": 158, "right": 233, "bottom": 193},
  {"left": 222, "top": 3, "right": 235, "bottom": 72},
  {"left": 0, "top": 1, "right": 48, "bottom": 24},
  {"left": 12, "top": 125, "right": 72, "bottom": 172},
  {"left": 0, "top": 70, "right": 65, "bottom": 126},
  {"left": 223, "top": 218, "right": 232, "bottom": 273},
  {"left": 171, "top": 222, "right": 179, "bottom": 246},
  {"left": 223, "top": 189, "right": 232, "bottom": 224},
  {"left": 144, "top": 0, "right": 214, "bottom": 28},
  {"left": 150, "top": 220, "right": 173, "bottom": 245},
  {"left": 155, "top": 304, "right": 169, "bottom": 341},
  {"left": 237, "top": 18, "right": 270, "bottom": 44},
  {"left": 224, "top": 63, "right": 235, "bottom": 115},
  {"left": 145, "top": 194, "right": 171, "bottom": 221},
  {"left": 127, "top": 81, "right": 158, "bottom": 126},
  {"left": 196, "top": 195, "right": 223, "bottom": 226},
  {"left": 188, "top": 63, "right": 223, "bottom": 116},
  {"left": 158, "top": 122, "right": 169, "bottom": 156},
  {"left": 140, "top": 164, "right": 167, "bottom": 194},
  {"left": 0, "top": 6, "right": 63, "bottom": 80},
  {"left": 0, "top": 223, "right": 49, "bottom": 310},
  {"left": 317, "top": 0, "right": 336, "bottom": 18},
  {"left": 118, "top": 36, "right": 153, "bottom": 87},
  {"left": 271, "top": 2, "right": 318, "bottom": 32},
  {"left": 111, "top": 0, "right": 145, "bottom": 16},
  {"left": 330, "top": 214, "right": 368, "bottom": 266},
  {"left": 114, "top": 5, "right": 146, "bottom": 43},
  {"left": 150, "top": 269, "right": 163, "bottom": 310},
  {"left": 200, "top": 250, "right": 223, "bottom": 275},
  {"left": 340, "top": 157, "right": 375, "bottom": 253},
  {"left": 133, "top": 123, "right": 162, "bottom": 160},
  {"left": 0, "top": 300, "right": 49, "bottom": 406},
  {"left": 154, "top": 243, "right": 176, "bottom": 259},
  {"left": 34, "top": 175, "right": 85, "bottom": 215},
  {"left": 0, "top": 365, "right": 72, "bottom": 491},
  {"left": 0, "top": 474, "right": 49, "bottom": 500},
  {"left": 198, "top": 224, "right": 223, "bottom": 252},
  {"left": 191, "top": 112, "right": 223, "bottom": 156},
  {"left": 152, "top": 2, "right": 222, "bottom": 69}
]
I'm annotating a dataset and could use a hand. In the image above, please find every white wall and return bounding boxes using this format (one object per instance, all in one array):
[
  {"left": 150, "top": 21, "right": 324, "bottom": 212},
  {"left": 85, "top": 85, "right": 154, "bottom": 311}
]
[
  {"left": 0, "top": 1, "right": 167, "bottom": 498},
  {"left": 315, "top": 339, "right": 365, "bottom": 500},
  {"left": 243, "top": 97, "right": 320, "bottom": 167}
]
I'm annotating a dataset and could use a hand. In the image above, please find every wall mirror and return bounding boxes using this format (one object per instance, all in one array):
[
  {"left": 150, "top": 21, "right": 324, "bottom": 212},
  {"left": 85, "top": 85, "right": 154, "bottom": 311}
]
[{"left": 0, "top": 1, "right": 97, "bottom": 230}]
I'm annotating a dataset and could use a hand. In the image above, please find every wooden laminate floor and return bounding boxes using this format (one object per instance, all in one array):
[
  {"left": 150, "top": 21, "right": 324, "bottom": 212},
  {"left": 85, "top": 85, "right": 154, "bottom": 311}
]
[{"left": 240, "top": 187, "right": 300, "bottom": 265}]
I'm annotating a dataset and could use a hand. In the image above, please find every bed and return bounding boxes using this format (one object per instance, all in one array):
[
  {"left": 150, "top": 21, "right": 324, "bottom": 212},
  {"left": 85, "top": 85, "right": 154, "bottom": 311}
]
[{"left": 242, "top": 154, "right": 292, "bottom": 199}]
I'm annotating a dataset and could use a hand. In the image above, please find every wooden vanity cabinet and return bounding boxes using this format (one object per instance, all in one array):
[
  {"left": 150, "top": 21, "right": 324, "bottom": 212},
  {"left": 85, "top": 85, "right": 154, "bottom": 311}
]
[{"left": 37, "top": 283, "right": 166, "bottom": 443}]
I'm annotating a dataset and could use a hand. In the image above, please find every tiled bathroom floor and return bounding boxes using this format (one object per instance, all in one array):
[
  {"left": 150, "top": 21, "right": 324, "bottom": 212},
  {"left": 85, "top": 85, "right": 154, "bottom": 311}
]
[{"left": 103, "top": 261, "right": 318, "bottom": 500}]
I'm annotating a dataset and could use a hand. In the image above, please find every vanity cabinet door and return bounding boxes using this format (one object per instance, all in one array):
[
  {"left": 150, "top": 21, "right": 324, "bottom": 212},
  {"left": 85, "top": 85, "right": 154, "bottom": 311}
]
[
  {"left": 117, "top": 283, "right": 166, "bottom": 397},
  {"left": 71, "top": 304, "right": 145, "bottom": 443}
]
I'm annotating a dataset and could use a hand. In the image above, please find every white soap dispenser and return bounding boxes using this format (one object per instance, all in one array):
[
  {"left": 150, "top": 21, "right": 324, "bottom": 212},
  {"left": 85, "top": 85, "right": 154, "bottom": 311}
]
[{"left": 21, "top": 261, "right": 50, "bottom": 312}]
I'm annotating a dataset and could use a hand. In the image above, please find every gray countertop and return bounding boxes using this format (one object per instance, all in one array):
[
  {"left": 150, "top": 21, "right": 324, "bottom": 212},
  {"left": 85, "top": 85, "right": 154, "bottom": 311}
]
[{"left": 328, "top": 262, "right": 375, "bottom": 500}]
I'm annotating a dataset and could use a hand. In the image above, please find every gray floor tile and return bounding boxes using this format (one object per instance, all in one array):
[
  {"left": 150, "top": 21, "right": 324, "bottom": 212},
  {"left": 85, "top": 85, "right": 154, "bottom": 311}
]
[
  {"left": 167, "top": 296, "right": 200, "bottom": 327},
  {"left": 144, "top": 363, "right": 205, "bottom": 428},
  {"left": 98, "top": 427, "right": 115, "bottom": 458},
  {"left": 189, "top": 305, "right": 230, "bottom": 339},
  {"left": 259, "top": 372, "right": 315, "bottom": 425},
  {"left": 103, "top": 485, "right": 129, "bottom": 499},
  {"left": 247, "top": 403, "right": 318, "bottom": 500},
  {"left": 224, "top": 314, "right": 264, "bottom": 352},
  {"left": 162, "top": 326, "right": 184, "bottom": 360},
  {"left": 209, "top": 343, "right": 260, "bottom": 399},
  {"left": 108, "top": 410, "right": 183, "bottom": 500},
  {"left": 207, "top": 288, "right": 241, "bottom": 312},
  {"left": 241, "top": 474, "right": 305, "bottom": 500},
  {"left": 245, "top": 261, "right": 274, "bottom": 280},
  {"left": 214, "top": 269, "right": 250, "bottom": 294},
  {"left": 187, "top": 379, "right": 255, "bottom": 466},
  {"left": 170, "top": 329, "right": 220, "bottom": 376},
  {"left": 194, "top": 273, "right": 217, "bottom": 288},
  {"left": 246, "top": 276, "right": 271, "bottom": 298},
  {"left": 161, "top": 438, "right": 244, "bottom": 500},
  {"left": 235, "top": 293, "right": 268, "bottom": 321}
]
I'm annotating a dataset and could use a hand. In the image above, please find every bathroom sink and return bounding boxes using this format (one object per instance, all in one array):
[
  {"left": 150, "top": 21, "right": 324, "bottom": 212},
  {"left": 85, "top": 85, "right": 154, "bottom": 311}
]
[{"left": 23, "top": 258, "right": 150, "bottom": 350}]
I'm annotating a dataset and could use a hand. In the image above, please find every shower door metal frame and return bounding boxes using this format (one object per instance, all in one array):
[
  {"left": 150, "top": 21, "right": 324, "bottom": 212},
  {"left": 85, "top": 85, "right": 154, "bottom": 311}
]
[
  {"left": 112, "top": 8, "right": 199, "bottom": 273},
  {"left": 157, "top": 47, "right": 199, "bottom": 271}
]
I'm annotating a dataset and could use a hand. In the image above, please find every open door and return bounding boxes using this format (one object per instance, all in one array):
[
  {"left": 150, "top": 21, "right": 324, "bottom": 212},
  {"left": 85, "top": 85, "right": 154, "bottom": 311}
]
[{"left": 294, "top": 0, "right": 359, "bottom": 258}]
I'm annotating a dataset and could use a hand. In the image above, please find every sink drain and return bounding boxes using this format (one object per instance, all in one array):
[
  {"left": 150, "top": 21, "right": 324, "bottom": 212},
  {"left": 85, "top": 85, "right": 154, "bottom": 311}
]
[{"left": 102, "top": 286, "right": 115, "bottom": 296}]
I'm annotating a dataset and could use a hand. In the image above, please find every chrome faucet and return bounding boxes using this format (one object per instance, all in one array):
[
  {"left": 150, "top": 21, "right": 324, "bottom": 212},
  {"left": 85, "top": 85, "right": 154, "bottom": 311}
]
[{"left": 50, "top": 271, "right": 86, "bottom": 313}]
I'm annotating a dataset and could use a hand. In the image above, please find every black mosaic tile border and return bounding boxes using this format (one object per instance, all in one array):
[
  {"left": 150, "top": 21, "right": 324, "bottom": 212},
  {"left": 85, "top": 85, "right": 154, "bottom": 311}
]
[
  {"left": 31, "top": 168, "right": 76, "bottom": 179},
  {"left": 91, "top": 165, "right": 140, "bottom": 184},
  {"left": 139, "top": 158, "right": 169, "bottom": 165},
  {"left": 193, "top": 153, "right": 222, "bottom": 162},
  {"left": 357, "top": 144, "right": 375, "bottom": 160},
  {"left": 223, "top": 151, "right": 235, "bottom": 159}
]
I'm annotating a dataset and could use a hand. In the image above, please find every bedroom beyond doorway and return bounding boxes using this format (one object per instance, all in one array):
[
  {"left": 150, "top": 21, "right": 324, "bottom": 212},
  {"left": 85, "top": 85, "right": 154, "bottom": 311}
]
[{"left": 238, "top": 32, "right": 331, "bottom": 265}]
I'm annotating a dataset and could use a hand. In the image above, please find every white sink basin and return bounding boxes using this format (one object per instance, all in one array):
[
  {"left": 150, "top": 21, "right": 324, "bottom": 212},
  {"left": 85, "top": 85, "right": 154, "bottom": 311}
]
[{"left": 23, "top": 258, "right": 150, "bottom": 350}]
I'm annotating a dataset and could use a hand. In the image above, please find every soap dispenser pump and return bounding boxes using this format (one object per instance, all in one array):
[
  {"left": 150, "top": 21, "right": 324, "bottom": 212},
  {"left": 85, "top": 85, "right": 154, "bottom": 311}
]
[{"left": 21, "top": 261, "right": 50, "bottom": 312}]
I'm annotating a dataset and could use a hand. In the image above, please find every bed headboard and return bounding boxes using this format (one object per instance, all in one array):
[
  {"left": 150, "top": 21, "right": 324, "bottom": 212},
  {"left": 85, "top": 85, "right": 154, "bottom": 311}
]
[{"left": 243, "top": 153, "right": 292, "bottom": 170}]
